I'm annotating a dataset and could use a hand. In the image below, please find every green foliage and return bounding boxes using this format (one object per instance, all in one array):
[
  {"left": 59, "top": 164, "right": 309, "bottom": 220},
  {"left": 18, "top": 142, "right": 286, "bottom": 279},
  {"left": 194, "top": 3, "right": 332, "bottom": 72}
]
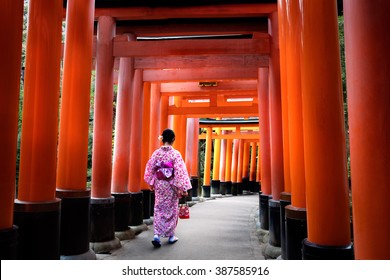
[
  {"left": 339, "top": 16, "right": 346, "bottom": 99},
  {"left": 21, "top": 1, "right": 28, "bottom": 67},
  {"left": 338, "top": 15, "right": 351, "bottom": 180},
  {"left": 87, "top": 71, "right": 96, "bottom": 185},
  {"left": 198, "top": 138, "right": 206, "bottom": 187},
  {"left": 15, "top": 2, "right": 29, "bottom": 188}
]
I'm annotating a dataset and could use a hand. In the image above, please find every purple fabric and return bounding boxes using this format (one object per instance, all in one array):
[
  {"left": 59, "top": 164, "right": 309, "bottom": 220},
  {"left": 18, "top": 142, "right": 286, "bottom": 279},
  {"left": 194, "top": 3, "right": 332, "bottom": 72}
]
[
  {"left": 144, "top": 146, "right": 192, "bottom": 237},
  {"left": 155, "top": 161, "right": 174, "bottom": 180}
]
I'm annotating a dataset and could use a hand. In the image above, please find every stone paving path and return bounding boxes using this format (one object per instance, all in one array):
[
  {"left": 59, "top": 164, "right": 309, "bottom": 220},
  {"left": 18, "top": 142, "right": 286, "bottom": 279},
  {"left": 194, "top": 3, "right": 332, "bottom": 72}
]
[{"left": 97, "top": 194, "right": 266, "bottom": 260}]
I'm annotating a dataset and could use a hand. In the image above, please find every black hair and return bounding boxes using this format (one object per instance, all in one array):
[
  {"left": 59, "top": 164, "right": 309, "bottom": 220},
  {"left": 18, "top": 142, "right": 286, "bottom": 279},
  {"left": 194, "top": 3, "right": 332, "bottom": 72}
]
[{"left": 161, "top": 128, "right": 175, "bottom": 144}]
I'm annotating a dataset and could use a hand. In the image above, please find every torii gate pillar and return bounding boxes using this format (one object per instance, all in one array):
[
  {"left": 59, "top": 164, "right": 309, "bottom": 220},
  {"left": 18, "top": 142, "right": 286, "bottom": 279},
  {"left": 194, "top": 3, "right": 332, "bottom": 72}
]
[
  {"left": 89, "top": 16, "right": 121, "bottom": 253},
  {"left": 344, "top": 0, "right": 390, "bottom": 259},
  {"left": 56, "top": 0, "right": 96, "bottom": 259},
  {"left": 14, "top": 0, "right": 63, "bottom": 259},
  {"left": 300, "top": 0, "right": 353, "bottom": 259},
  {"left": 0, "top": 0, "right": 24, "bottom": 260}
]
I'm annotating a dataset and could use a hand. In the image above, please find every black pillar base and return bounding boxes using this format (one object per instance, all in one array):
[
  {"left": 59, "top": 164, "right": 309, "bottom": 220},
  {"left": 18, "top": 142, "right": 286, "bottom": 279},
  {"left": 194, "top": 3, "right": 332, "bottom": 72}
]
[
  {"left": 242, "top": 177, "right": 250, "bottom": 191},
  {"left": 90, "top": 197, "right": 115, "bottom": 243},
  {"left": 142, "top": 189, "right": 151, "bottom": 219},
  {"left": 202, "top": 185, "right": 211, "bottom": 198},
  {"left": 225, "top": 181, "right": 232, "bottom": 194},
  {"left": 220, "top": 181, "right": 227, "bottom": 195},
  {"left": 269, "top": 199, "right": 281, "bottom": 247},
  {"left": 280, "top": 192, "right": 291, "bottom": 201},
  {"left": 237, "top": 182, "right": 243, "bottom": 195},
  {"left": 232, "top": 182, "right": 238, "bottom": 196},
  {"left": 302, "top": 239, "right": 354, "bottom": 260},
  {"left": 56, "top": 189, "right": 92, "bottom": 257},
  {"left": 285, "top": 205, "right": 307, "bottom": 260},
  {"left": 249, "top": 180, "right": 256, "bottom": 192},
  {"left": 0, "top": 225, "right": 18, "bottom": 260},
  {"left": 150, "top": 191, "right": 155, "bottom": 216},
  {"left": 259, "top": 194, "right": 270, "bottom": 230},
  {"left": 111, "top": 192, "right": 130, "bottom": 231},
  {"left": 256, "top": 181, "right": 261, "bottom": 193},
  {"left": 280, "top": 192, "right": 292, "bottom": 260},
  {"left": 90, "top": 197, "right": 121, "bottom": 254},
  {"left": 14, "top": 199, "right": 61, "bottom": 260},
  {"left": 190, "top": 176, "right": 199, "bottom": 197},
  {"left": 211, "top": 180, "right": 220, "bottom": 195},
  {"left": 129, "top": 192, "right": 143, "bottom": 226}
]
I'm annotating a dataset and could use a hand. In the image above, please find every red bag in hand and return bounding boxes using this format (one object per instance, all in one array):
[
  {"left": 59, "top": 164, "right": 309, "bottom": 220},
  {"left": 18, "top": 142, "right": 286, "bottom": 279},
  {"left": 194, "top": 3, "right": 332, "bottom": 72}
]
[{"left": 179, "top": 204, "right": 190, "bottom": 219}]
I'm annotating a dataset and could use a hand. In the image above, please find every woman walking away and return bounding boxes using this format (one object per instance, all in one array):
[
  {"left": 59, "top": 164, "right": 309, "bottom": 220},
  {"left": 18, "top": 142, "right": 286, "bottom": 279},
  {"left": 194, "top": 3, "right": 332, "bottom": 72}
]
[{"left": 144, "top": 129, "right": 192, "bottom": 248}]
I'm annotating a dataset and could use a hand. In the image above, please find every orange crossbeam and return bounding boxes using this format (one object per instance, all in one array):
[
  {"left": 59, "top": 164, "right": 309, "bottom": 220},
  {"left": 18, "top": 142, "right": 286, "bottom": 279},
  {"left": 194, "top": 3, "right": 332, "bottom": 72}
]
[
  {"left": 114, "top": 38, "right": 269, "bottom": 57},
  {"left": 94, "top": 4, "right": 277, "bottom": 21},
  {"left": 161, "top": 80, "right": 258, "bottom": 93},
  {"left": 136, "top": 55, "right": 269, "bottom": 69}
]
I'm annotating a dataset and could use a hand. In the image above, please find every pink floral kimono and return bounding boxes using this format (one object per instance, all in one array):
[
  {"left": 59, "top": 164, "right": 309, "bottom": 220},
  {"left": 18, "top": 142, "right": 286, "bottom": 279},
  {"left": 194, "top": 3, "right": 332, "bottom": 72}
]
[{"left": 144, "top": 145, "right": 192, "bottom": 238}]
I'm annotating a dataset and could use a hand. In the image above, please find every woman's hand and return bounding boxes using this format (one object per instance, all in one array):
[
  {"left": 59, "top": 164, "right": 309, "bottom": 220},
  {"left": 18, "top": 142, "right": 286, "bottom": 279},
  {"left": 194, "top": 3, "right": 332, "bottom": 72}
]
[{"left": 177, "top": 190, "right": 188, "bottom": 198}]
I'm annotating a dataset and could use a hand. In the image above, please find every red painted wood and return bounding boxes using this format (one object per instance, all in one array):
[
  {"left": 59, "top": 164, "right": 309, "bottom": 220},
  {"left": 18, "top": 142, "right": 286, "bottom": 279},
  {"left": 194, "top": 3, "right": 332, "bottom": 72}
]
[
  {"left": 345, "top": 0, "right": 390, "bottom": 259},
  {"left": 284, "top": 0, "right": 306, "bottom": 208},
  {"left": 162, "top": 90, "right": 257, "bottom": 98},
  {"left": 160, "top": 80, "right": 257, "bottom": 93},
  {"left": 225, "top": 138, "right": 233, "bottom": 182},
  {"left": 268, "top": 12, "right": 284, "bottom": 201},
  {"left": 18, "top": 0, "right": 63, "bottom": 202},
  {"left": 277, "top": 0, "right": 291, "bottom": 196},
  {"left": 57, "top": 0, "right": 95, "bottom": 192},
  {"left": 212, "top": 127, "right": 222, "bottom": 180},
  {"left": 149, "top": 83, "right": 161, "bottom": 155},
  {"left": 95, "top": 4, "right": 277, "bottom": 21},
  {"left": 92, "top": 52, "right": 268, "bottom": 70},
  {"left": 249, "top": 142, "right": 257, "bottom": 182},
  {"left": 141, "top": 82, "right": 152, "bottom": 190},
  {"left": 159, "top": 95, "right": 169, "bottom": 134},
  {"left": 256, "top": 142, "right": 261, "bottom": 182},
  {"left": 203, "top": 127, "right": 213, "bottom": 186},
  {"left": 258, "top": 68, "right": 271, "bottom": 195},
  {"left": 143, "top": 67, "right": 258, "bottom": 82},
  {"left": 300, "top": 0, "right": 350, "bottom": 246},
  {"left": 135, "top": 55, "right": 269, "bottom": 69},
  {"left": 0, "top": 0, "right": 24, "bottom": 229},
  {"left": 219, "top": 134, "right": 227, "bottom": 182},
  {"left": 190, "top": 118, "right": 200, "bottom": 177},
  {"left": 113, "top": 38, "right": 269, "bottom": 57},
  {"left": 128, "top": 70, "right": 144, "bottom": 193},
  {"left": 167, "top": 104, "right": 258, "bottom": 118},
  {"left": 91, "top": 16, "right": 115, "bottom": 198},
  {"left": 115, "top": 20, "right": 267, "bottom": 36},
  {"left": 231, "top": 139, "right": 239, "bottom": 184},
  {"left": 112, "top": 53, "right": 134, "bottom": 193},
  {"left": 236, "top": 140, "right": 244, "bottom": 183}
]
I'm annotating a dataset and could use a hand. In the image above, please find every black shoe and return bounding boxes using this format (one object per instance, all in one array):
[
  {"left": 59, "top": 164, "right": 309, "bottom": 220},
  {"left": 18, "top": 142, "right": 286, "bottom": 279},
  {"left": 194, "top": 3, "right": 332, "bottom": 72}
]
[{"left": 152, "top": 237, "right": 161, "bottom": 248}]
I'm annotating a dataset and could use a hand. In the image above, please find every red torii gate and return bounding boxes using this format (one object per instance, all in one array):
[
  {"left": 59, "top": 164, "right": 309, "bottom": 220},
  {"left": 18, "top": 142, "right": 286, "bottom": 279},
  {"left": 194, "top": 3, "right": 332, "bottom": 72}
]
[{"left": 1, "top": 0, "right": 389, "bottom": 261}]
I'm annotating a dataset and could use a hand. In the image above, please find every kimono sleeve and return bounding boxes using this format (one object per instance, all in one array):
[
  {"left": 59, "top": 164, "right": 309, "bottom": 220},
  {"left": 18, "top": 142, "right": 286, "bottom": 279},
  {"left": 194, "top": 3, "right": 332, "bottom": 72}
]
[
  {"left": 144, "top": 151, "right": 157, "bottom": 186},
  {"left": 171, "top": 150, "right": 192, "bottom": 192}
]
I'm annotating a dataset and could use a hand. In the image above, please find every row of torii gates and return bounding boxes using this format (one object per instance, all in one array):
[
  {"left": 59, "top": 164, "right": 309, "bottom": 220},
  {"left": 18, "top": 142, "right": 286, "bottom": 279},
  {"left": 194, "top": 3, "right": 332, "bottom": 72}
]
[{"left": 1, "top": 0, "right": 390, "bottom": 260}]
